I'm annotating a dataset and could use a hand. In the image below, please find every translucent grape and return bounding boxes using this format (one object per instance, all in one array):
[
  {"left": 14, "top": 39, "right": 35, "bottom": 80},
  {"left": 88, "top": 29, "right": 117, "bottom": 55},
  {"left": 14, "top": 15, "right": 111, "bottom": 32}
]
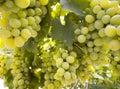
[
  {"left": 104, "top": 25, "right": 116, "bottom": 37},
  {"left": 109, "top": 40, "right": 120, "bottom": 51},
  {"left": 12, "top": 29, "right": 20, "bottom": 37},
  {"left": 56, "top": 58, "right": 63, "bottom": 66},
  {"left": 81, "top": 27, "right": 89, "bottom": 35},
  {"left": 27, "top": 9, "right": 35, "bottom": 16},
  {"left": 101, "top": 15, "right": 110, "bottom": 24},
  {"left": 74, "top": 28, "right": 81, "bottom": 35},
  {"left": 98, "top": 28, "right": 105, "bottom": 37},
  {"left": 5, "top": 0, "right": 14, "bottom": 8},
  {"left": 88, "top": 23, "right": 95, "bottom": 31},
  {"left": 62, "top": 62, "right": 69, "bottom": 70},
  {"left": 35, "top": 8, "right": 42, "bottom": 16},
  {"left": 94, "top": 38, "right": 103, "bottom": 46},
  {"left": 56, "top": 68, "right": 65, "bottom": 76},
  {"left": 64, "top": 71, "right": 71, "bottom": 80},
  {"left": 5, "top": 38, "right": 15, "bottom": 49},
  {"left": 97, "top": 10, "right": 105, "bottom": 19},
  {"left": 29, "top": 0, "right": 36, "bottom": 7},
  {"left": 20, "top": 18, "right": 28, "bottom": 27},
  {"left": 116, "top": 26, "right": 120, "bottom": 36},
  {"left": 27, "top": 17, "right": 35, "bottom": 25},
  {"left": 66, "top": 56, "right": 75, "bottom": 64},
  {"left": 94, "top": 20, "right": 104, "bottom": 29},
  {"left": 93, "top": 5, "right": 101, "bottom": 14},
  {"left": 99, "top": 0, "right": 109, "bottom": 8},
  {"left": 0, "top": 30, "right": 11, "bottom": 38},
  {"left": 17, "top": 10, "right": 27, "bottom": 18},
  {"left": 34, "top": 16, "right": 42, "bottom": 24},
  {"left": 14, "top": 36, "right": 25, "bottom": 47},
  {"left": 85, "top": 15, "right": 95, "bottom": 23},
  {"left": 39, "top": 0, "right": 49, "bottom": 6},
  {"left": 90, "top": 52, "right": 98, "bottom": 60},
  {"left": 87, "top": 41, "right": 94, "bottom": 47},
  {"left": 77, "top": 35, "right": 86, "bottom": 43},
  {"left": 9, "top": 18, "right": 21, "bottom": 28},
  {"left": 21, "top": 29, "right": 31, "bottom": 39},
  {"left": 106, "top": 8, "right": 118, "bottom": 16},
  {"left": 14, "top": 0, "right": 30, "bottom": 8},
  {"left": 110, "top": 15, "right": 120, "bottom": 25}
]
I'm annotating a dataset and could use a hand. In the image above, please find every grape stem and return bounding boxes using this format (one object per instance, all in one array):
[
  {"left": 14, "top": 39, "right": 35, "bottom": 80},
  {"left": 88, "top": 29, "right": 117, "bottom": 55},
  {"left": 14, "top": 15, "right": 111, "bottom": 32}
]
[
  {"left": 73, "top": 42, "right": 87, "bottom": 54},
  {"left": 71, "top": 79, "right": 79, "bottom": 89}
]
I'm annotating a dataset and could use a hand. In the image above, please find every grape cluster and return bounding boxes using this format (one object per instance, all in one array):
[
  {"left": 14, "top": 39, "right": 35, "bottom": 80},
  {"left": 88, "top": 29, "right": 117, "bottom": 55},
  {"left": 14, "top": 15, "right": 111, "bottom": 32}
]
[
  {"left": 35, "top": 40, "right": 79, "bottom": 89},
  {"left": 10, "top": 49, "right": 30, "bottom": 89},
  {"left": 0, "top": 55, "right": 7, "bottom": 76},
  {"left": 74, "top": 0, "right": 120, "bottom": 82},
  {"left": 0, "top": 0, "right": 48, "bottom": 49}
]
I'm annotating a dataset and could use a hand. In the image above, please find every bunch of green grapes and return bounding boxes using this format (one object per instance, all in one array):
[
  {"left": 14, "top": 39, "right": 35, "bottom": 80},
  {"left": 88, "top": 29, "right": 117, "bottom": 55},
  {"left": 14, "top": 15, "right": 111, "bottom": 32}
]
[
  {"left": 0, "top": 0, "right": 48, "bottom": 49},
  {"left": 10, "top": 49, "right": 30, "bottom": 89},
  {"left": 35, "top": 38, "right": 79, "bottom": 89},
  {"left": 74, "top": 0, "right": 120, "bottom": 83},
  {"left": 0, "top": 55, "right": 7, "bottom": 77}
]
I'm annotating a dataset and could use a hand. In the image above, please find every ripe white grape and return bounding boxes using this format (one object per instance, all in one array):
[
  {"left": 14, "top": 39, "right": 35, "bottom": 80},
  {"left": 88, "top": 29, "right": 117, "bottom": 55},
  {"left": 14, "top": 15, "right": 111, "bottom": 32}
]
[
  {"left": 110, "top": 15, "right": 120, "bottom": 25},
  {"left": 87, "top": 41, "right": 94, "bottom": 47},
  {"left": 14, "top": 36, "right": 25, "bottom": 47},
  {"left": 56, "top": 68, "right": 65, "bottom": 76},
  {"left": 106, "top": 8, "right": 117, "bottom": 16},
  {"left": 101, "top": 15, "right": 110, "bottom": 24},
  {"left": 116, "top": 26, "right": 120, "bottom": 36},
  {"left": 5, "top": 38, "right": 15, "bottom": 49},
  {"left": 66, "top": 56, "right": 75, "bottom": 64},
  {"left": 70, "top": 51, "right": 77, "bottom": 58},
  {"left": 34, "top": 16, "right": 42, "bottom": 24},
  {"left": 14, "top": 0, "right": 30, "bottom": 8},
  {"left": 27, "top": 16, "right": 35, "bottom": 25},
  {"left": 47, "top": 83, "right": 54, "bottom": 89},
  {"left": 109, "top": 40, "right": 120, "bottom": 51},
  {"left": 39, "top": 0, "right": 49, "bottom": 6},
  {"left": 97, "top": 10, "right": 105, "bottom": 19},
  {"left": 104, "top": 25, "right": 116, "bottom": 37},
  {"left": 88, "top": 23, "right": 95, "bottom": 31},
  {"left": 17, "top": 10, "right": 27, "bottom": 18},
  {"left": 81, "top": 27, "right": 89, "bottom": 35},
  {"left": 98, "top": 28, "right": 105, "bottom": 37},
  {"left": 94, "top": 20, "right": 104, "bottom": 29},
  {"left": 35, "top": 8, "right": 42, "bottom": 16},
  {"left": 77, "top": 35, "right": 86, "bottom": 43},
  {"left": 56, "top": 58, "right": 63, "bottom": 66},
  {"left": 94, "top": 38, "right": 103, "bottom": 46},
  {"left": 64, "top": 71, "right": 71, "bottom": 80},
  {"left": 0, "top": 30, "right": 11, "bottom": 38},
  {"left": 74, "top": 28, "right": 81, "bottom": 35},
  {"left": 5, "top": 0, "right": 14, "bottom": 8},
  {"left": 90, "top": 52, "right": 98, "bottom": 60},
  {"left": 12, "top": 29, "right": 20, "bottom": 37},
  {"left": 29, "top": 29, "right": 37, "bottom": 37},
  {"left": 27, "top": 8, "right": 35, "bottom": 16},
  {"left": 85, "top": 15, "right": 95, "bottom": 23},
  {"left": 29, "top": 0, "right": 36, "bottom": 7},
  {"left": 62, "top": 52, "right": 68, "bottom": 59},
  {"left": 9, "top": 18, "right": 21, "bottom": 28},
  {"left": 62, "top": 62, "right": 69, "bottom": 70},
  {"left": 41, "top": 6, "right": 47, "bottom": 15},
  {"left": 21, "top": 29, "right": 31, "bottom": 39},
  {"left": 99, "top": 0, "right": 109, "bottom": 8},
  {"left": 93, "top": 5, "right": 101, "bottom": 14},
  {"left": 20, "top": 18, "right": 28, "bottom": 27}
]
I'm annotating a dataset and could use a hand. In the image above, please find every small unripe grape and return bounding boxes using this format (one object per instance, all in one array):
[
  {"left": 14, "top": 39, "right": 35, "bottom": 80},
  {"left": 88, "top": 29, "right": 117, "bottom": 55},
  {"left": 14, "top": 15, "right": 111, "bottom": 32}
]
[{"left": 85, "top": 15, "right": 95, "bottom": 23}]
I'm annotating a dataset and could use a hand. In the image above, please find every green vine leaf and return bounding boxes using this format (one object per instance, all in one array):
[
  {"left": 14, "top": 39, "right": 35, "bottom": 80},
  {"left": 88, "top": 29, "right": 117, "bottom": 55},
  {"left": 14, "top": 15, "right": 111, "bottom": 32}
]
[
  {"left": 51, "top": 13, "right": 79, "bottom": 46},
  {"left": 60, "top": 0, "right": 89, "bottom": 16}
]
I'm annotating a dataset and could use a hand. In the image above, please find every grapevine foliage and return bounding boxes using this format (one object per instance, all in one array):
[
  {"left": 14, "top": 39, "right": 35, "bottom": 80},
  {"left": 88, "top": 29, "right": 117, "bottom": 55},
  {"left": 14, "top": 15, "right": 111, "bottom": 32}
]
[{"left": 0, "top": 0, "right": 120, "bottom": 89}]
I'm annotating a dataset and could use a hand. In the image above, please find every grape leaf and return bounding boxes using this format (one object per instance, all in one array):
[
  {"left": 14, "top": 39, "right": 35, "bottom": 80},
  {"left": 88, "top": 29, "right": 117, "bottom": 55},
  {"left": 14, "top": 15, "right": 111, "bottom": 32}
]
[
  {"left": 60, "top": 0, "right": 89, "bottom": 16},
  {"left": 51, "top": 13, "right": 79, "bottom": 46}
]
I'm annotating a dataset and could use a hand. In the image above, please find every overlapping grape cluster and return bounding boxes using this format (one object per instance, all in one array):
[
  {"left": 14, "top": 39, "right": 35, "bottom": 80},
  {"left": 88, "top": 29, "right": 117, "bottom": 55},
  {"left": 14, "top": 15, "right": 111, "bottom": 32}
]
[
  {"left": 10, "top": 49, "right": 30, "bottom": 89},
  {"left": 74, "top": 0, "right": 120, "bottom": 82},
  {"left": 0, "top": 0, "right": 48, "bottom": 49},
  {"left": 35, "top": 39, "right": 79, "bottom": 89}
]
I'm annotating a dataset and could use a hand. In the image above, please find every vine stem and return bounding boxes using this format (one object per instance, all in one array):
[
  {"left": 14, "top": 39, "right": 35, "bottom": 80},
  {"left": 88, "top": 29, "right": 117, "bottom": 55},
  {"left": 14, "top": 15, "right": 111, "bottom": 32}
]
[
  {"left": 71, "top": 79, "right": 79, "bottom": 89},
  {"left": 85, "top": 81, "right": 89, "bottom": 89}
]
